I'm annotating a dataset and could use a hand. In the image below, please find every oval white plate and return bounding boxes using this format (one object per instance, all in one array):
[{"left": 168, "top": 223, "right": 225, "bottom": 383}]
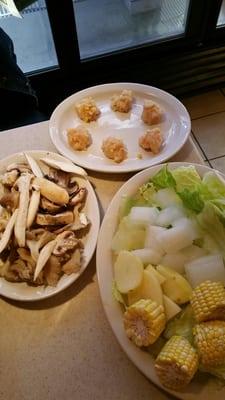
[
  {"left": 49, "top": 83, "right": 191, "bottom": 173},
  {"left": 0, "top": 151, "right": 100, "bottom": 302},
  {"left": 96, "top": 162, "right": 225, "bottom": 399}
]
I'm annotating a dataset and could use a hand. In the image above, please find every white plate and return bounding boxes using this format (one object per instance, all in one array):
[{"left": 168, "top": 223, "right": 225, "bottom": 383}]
[
  {"left": 0, "top": 151, "right": 100, "bottom": 302},
  {"left": 96, "top": 162, "right": 225, "bottom": 399},
  {"left": 49, "top": 83, "right": 191, "bottom": 173}
]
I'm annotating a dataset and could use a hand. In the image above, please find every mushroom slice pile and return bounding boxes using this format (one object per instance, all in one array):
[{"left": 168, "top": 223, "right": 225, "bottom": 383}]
[{"left": 0, "top": 154, "right": 90, "bottom": 287}]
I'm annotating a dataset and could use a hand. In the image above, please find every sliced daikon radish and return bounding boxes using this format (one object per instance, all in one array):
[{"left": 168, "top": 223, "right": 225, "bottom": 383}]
[
  {"left": 184, "top": 254, "right": 225, "bottom": 288},
  {"left": 131, "top": 248, "right": 162, "bottom": 265},
  {"left": 156, "top": 265, "right": 192, "bottom": 304},
  {"left": 158, "top": 219, "right": 199, "bottom": 254},
  {"left": 144, "top": 225, "right": 166, "bottom": 255},
  {"left": 161, "top": 253, "right": 187, "bottom": 274},
  {"left": 112, "top": 216, "right": 145, "bottom": 253},
  {"left": 145, "top": 264, "right": 166, "bottom": 285},
  {"left": 163, "top": 295, "right": 181, "bottom": 321},
  {"left": 182, "top": 245, "right": 207, "bottom": 262},
  {"left": 127, "top": 269, "right": 163, "bottom": 306},
  {"left": 152, "top": 188, "right": 182, "bottom": 209},
  {"left": 156, "top": 206, "right": 185, "bottom": 227},
  {"left": 129, "top": 206, "right": 159, "bottom": 225},
  {"left": 114, "top": 250, "right": 144, "bottom": 293}
]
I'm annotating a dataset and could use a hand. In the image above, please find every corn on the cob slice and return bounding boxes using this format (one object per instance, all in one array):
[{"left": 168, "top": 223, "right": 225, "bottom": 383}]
[
  {"left": 190, "top": 280, "right": 225, "bottom": 323},
  {"left": 123, "top": 299, "right": 166, "bottom": 347},
  {"left": 193, "top": 321, "right": 225, "bottom": 367},
  {"left": 155, "top": 335, "right": 198, "bottom": 390}
]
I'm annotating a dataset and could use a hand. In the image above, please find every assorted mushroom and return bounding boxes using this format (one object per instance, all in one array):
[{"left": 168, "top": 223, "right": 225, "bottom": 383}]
[{"left": 0, "top": 154, "right": 90, "bottom": 287}]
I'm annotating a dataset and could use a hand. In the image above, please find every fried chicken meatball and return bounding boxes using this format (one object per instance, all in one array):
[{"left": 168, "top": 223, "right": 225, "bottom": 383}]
[
  {"left": 141, "top": 100, "right": 162, "bottom": 125},
  {"left": 75, "top": 97, "right": 100, "bottom": 123},
  {"left": 139, "top": 128, "right": 163, "bottom": 154},
  {"left": 102, "top": 137, "right": 127, "bottom": 163},
  {"left": 67, "top": 126, "right": 92, "bottom": 151},
  {"left": 111, "top": 90, "right": 133, "bottom": 113}
]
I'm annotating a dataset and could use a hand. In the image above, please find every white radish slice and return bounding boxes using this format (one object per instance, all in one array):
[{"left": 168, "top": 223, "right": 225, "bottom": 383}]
[
  {"left": 24, "top": 153, "right": 43, "bottom": 177},
  {"left": 184, "top": 254, "right": 225, "bottom": 288},
  {"left": 156, "top": 206, "right": 185, "bottom": 227},
  {"left": 0, "top": 209, "right": 18, "bottom": 253},
  {"left": 144, "top": 225, "right": 166, "bottom": 255},
  {"left": 163, "top": 295, "right": 181, "bottom": 321},
  {"left": 131, "top": 248, "right": 162, "bottom": 265},
  {"left": 152, "top": 188, "right": 182, "bottom": 208},
  {"left": 34, "top": 239, "right": 57, "bottom": 281},
  {"left": 114, "top": 250, "right": 143, "bottom": 293},
  {"left": 161, "top": 253, "right": 187, "bottom": 274},
  {"left": 26, "top": 189, "right": 40, "bottom": 228},
  {"left": 128, "top": 269, "right": 163, "bottom": 306},
  {"left": 40, "top": 157, "right": 87, "bottom": 177},
  {"left": 158, "top": 219, "right": 199, "bottom": 254},
  {"left": 129, "top": 207, "right": 159, "bottom": 225}
]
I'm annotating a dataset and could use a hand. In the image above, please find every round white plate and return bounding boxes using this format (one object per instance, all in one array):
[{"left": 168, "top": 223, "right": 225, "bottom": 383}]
[
  {"left": 0, "top": 151, "right": 100, "bottom": 302},
  {"left": 96, "top": 162, "right": 225, "bottom": 399},
  {"left": 49, "top": 83, "right": 191, "bottom": 173}
]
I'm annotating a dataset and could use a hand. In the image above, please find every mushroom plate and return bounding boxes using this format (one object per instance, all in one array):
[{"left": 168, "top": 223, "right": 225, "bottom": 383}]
[{"left": 0, "top": 151, "right": 100, "bottom": 301}]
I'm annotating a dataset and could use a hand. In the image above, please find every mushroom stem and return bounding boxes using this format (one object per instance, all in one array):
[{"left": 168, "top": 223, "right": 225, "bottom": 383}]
[
  {"left": 33, "top": 239, "right": 56, "bottom": 281},
  {"left": 0, "top": 209, "right": 18, "bottom": 253},
  {"left": 14, "top": 174, "right": 32, "bottom": 247},
  {"left": 40, "top": 157, "right": 87, "bottom": 177},
  {"left": 33, "top": 177, "right": 69, "bottom": 205},
  {"left": 24, "top": 153, "right": 43, "bottom": 178},
  {"left": 26, "top": 189, "right": 40, "bottom": 228}
]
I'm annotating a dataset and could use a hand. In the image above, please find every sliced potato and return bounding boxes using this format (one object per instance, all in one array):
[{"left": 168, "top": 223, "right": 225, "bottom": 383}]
[
  {"left": 127, "top": 269, "right": 163, "bottom": 306},
  {"left": 163, "top": 295, "right": 181, "bottom": 321},
  {"left": 156, "top": 265, "right": 192, "bottom": 305},
  {"left": 145, "top": 264, "right": 166, "bottom": 285},
  {"left": 114, "top": 250, "right": 143, "bottom": 294}
]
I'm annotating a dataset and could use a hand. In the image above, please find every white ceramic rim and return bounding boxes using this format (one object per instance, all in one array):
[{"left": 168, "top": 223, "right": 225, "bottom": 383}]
[
  {"left": 49, "top": 83, "right": 191, "bottom": 174},
  {"left": 0, "top": 150, "right": 100, "bottom": 302},
  {"left": 96, "top": 162, "right": 225, "bottom": 399}
]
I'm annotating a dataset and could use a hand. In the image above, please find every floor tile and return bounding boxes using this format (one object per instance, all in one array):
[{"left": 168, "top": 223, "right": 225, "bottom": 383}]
[
  {"left": 191, "top": 112, "right": 225, "bottom": 159},
  {"left": 190, "top": 132, "right": 206, "bottom": 160},
  {"left": 210, "top": 157, "right": 225, "bottom": 175},
  {"left": 182, "top": 90, "right": 225, "bottom": 119}
]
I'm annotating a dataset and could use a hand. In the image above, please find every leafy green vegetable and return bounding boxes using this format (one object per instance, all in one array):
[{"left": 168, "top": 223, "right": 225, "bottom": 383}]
[
  {"left": 172, "top": 165, "right": 202, "bottom": 192},
  {"left": 132, "top": 182, "right": 156, "bottom": 206},
  {"left": 151, "top": 165, "right": 176, "bottom": 190},
  {"left": 118, "top": 195, "right": 134, "bottom": 220},
  {"left": 163, "top": 305, "right": 195, "bottom": 343},
  {"left": 178, "top": 189, "right": 204, "bottom": 213},
  {"left": 147, "top": 336, "right": 167, "bottom": 358},
  {"left": 197, "top": 203, "right": 225, "bottom": 258},
  {"left": 200, "top": 364, "right": 225, "bottom": 382},
  {"left": 112, "top": 281, "right": 127, "bottom": 309}
]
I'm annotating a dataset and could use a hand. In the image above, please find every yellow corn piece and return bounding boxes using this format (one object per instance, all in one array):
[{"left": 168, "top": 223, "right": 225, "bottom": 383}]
[
  {"left": 155, "top": 336, "right": 198, "bottom": 390},
  {"left": 190, "top": 280, "right": 225, "bottom": 323},
  {"left": 123, "top": 299, "right": 166, "bottom": 347},
  {"left": 193, "top": 320, "right": 225, "bottom": 367}
]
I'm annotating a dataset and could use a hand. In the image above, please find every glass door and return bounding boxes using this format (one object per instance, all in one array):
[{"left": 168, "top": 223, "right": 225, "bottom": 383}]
[
  {"left": 0, "top": 0, "right": 58, "bottom": 72},
  {"left": 217, "top": 0, "right": 225, "bottom": 26},
  {"left": 73, "top": 0, "right": 190, "bottom": 60}
]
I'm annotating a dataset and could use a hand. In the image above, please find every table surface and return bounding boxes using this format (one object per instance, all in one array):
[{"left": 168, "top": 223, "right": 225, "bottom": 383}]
[{"left": 0, "top": 121, "right": 204, "bottom": 400}]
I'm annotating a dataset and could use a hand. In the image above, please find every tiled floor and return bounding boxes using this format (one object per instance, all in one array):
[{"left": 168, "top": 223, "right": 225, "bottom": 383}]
[{"left": 181, "top": 88, "right": 225, "bottom": 175}]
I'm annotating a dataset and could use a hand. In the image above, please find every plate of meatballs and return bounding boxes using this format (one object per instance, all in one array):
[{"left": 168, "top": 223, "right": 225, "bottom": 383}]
[{"left": 49, "top": 83, "right": 191, "bottom": 173}]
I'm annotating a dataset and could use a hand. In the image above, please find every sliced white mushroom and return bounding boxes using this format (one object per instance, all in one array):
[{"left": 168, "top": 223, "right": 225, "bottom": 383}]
[
  {"left": 24, "top": 153, "right": 43, "bottom": 178},
  {"left": 0, "top": 209, "right": 18, "bottom": 253},
  {"left": 27, "top": 230, "right": 56, "bottom": 261},
  {"left": 33, "top": 177, "right": 69, "bottom": 205},
  {"left": 40, "top": 157, "right": 87, "bottom": 177},
  {"left": 34, "top": 239, "right": 57, "bottom": 281},
  {"left": 26, "top": 189, "right": 41, "bottom": 228},
  {"left": 14, "top": 174, "right": 32, "bottom": 247},
  {"left": 36, "top": 211, "right": 74, "bottom": 226}
]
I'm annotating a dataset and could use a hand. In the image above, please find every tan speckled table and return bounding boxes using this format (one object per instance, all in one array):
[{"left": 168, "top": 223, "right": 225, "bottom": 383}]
[{"left": 0, "top": 121, "right": 204, "bottom": 400}]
